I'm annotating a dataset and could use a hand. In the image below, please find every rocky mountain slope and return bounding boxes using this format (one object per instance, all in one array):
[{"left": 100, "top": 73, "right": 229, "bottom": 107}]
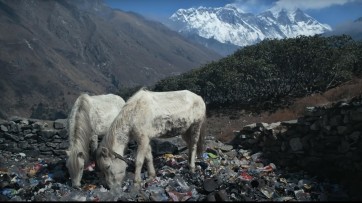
[
  {"left": 0, "top": 0, "right": 221, "bottom": 119},
  {"left": 167, "top": 4, "right": 331, "bottom": 55}
]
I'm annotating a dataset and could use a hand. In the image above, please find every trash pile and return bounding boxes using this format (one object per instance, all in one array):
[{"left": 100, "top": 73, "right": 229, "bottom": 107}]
[{"left": 0, "top": 137, "right": 350, "bottom": 201}]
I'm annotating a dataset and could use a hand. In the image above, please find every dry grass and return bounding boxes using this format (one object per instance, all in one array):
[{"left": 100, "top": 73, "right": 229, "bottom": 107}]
[
  {"left": 215, "top": 126, "right": 236, "bottom": 143},
  {"left": 260, "top": 109, "right": 300, "bottom": 124},
  {"left": 323, "top": 77, "right": 362, "bottom": 101},
  {"left": 208, "top": 77, "right": 362, "bottom": 143}
]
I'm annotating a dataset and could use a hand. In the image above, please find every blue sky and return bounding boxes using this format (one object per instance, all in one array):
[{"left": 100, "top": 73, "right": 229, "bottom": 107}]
[{"left": 105, "top": 0, "right": 362, "bottom": 28}]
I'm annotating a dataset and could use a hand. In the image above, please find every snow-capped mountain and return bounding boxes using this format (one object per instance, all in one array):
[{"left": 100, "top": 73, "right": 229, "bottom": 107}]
[{"left": 167, "top": 4, "right": 332, "bottom": 55}]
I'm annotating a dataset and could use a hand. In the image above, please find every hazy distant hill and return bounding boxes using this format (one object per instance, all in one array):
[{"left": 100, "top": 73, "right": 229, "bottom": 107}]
[
  {"left": 0, "top": 0, "right": 221, "bottom": 119},
  {"left": 324, "top": 17, "right": 362, "bottom": 41}
]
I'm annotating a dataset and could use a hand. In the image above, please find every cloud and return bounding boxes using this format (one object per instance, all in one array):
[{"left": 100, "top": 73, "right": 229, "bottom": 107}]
[
  {"left": 230, "top": 0, "right": 356, "bottom": 13},
  {"left": 330, "top": 20, "right": 362, "bottom": 40},
  {"left": 230, "top": 0, "right": 273, "bottom": 13},
  {"left": 274, "top": 0, "right": 356, "bottom": 10}
]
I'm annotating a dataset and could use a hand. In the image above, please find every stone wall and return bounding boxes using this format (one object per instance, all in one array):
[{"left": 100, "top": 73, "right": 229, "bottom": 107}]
[
  {"left": 232, "top": 96, "right": 362, "bottom": 198},
  {"left": 1, "top": 96, "right": 361, "bottom": 167},
  {"left": 0, "top": 118, "right": 69, "bottom": 158}
]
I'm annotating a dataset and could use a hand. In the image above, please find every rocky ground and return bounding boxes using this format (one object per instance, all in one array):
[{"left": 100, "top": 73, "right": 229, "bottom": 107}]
[
  {"left": 0, "top": 135, "right": 350, "bottom": 201},
  {"left": 2, "top": 78, "right": 362, "bottom": 201}
]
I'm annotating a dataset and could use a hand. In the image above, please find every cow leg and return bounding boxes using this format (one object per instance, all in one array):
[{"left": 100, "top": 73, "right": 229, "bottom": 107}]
[
  {"left": 188, "top": 124, "right": 202, "bottom": 173},
  {"left": 145, "top": 144, "right": 156, "bottom": 180},
  {"left": 134, "top": 136, "right": 150, "bottom": 184},
  {"left": 182, "top": 128, "right": 192, "bottom": 163},
  {"left": 90, "top": 134, "right": 98, "bottom": 159}
]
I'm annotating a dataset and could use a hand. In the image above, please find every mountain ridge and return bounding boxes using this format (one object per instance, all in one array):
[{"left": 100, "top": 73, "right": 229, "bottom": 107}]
[
  {"left": 0, "top": 0, "right": 221, "bottom": 119},
  {"left": 167, "top": 4, "right": 332, "bottom": 55}
]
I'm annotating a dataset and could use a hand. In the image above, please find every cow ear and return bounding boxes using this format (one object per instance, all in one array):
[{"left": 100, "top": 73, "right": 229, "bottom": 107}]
[
  {"left": 65, "top": 150, "right": 70, "bottom": 156},
  {"left": 77, "top": 151, "right": 84, "bottom": 159},
  {"left": 101, "top": 147, "right": 109, "bottom": 157}
]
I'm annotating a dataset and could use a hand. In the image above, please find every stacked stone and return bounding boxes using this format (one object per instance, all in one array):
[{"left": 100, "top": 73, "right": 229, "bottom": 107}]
[
  {"left": 233, "top": 96, "right": 362, "bottom": 197},
  {"left": 0, "top": 117, "right": 68, "bottom": 158}
]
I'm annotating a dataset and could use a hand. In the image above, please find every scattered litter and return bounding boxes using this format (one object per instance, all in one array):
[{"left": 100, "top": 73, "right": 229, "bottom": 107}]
[
  {"left": 1, "top": 188, "right": 17, "bottom": 199},
  {"left": 82, "top": 184, "right": 96, "bottom": 191},
  {"left": 84, "top": 162, "right": 95, "bottom": 172},
  {"left": 0, "top": 138, "right": 351, "bottom": 201},
  {"left": 167, "top": 190, "right": 192, "bottom": 201},
  {"left": 239, "top": 171, "right": 253, "bottom": 181}
]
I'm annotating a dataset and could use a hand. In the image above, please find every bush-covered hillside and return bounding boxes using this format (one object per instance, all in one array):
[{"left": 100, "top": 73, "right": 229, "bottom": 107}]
[{"left": 146, "top": 35, "right": 362, "bottom": 111}]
